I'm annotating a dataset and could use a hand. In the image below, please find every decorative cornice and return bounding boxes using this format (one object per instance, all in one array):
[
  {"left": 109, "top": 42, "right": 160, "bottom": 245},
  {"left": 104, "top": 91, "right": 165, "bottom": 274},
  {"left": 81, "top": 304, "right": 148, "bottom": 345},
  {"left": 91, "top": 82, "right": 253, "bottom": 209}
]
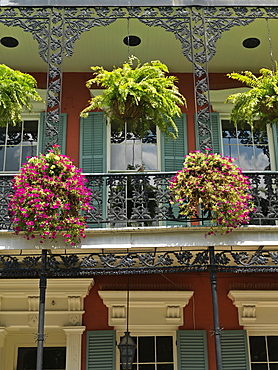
[{"left": 99, "top": 290, "right": 193, "bottom": 330}]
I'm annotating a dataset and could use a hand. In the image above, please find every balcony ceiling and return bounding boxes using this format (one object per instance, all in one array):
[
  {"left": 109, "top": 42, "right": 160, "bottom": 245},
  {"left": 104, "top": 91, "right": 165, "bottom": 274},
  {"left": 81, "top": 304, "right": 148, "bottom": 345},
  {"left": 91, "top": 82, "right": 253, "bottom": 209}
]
[{"left": 0, "top": 17, "right": 277, "bottom": 74}]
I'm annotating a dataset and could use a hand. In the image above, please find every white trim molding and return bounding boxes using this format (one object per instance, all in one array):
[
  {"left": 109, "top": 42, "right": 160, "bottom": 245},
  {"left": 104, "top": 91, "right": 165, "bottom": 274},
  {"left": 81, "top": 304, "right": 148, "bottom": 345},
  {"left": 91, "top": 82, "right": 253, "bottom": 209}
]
[
  {"left": 99, "top": 290, "right": 194, "bottom": 331},
  {"left": 229, "top": 290, "right": 278, "bottom": 329}
]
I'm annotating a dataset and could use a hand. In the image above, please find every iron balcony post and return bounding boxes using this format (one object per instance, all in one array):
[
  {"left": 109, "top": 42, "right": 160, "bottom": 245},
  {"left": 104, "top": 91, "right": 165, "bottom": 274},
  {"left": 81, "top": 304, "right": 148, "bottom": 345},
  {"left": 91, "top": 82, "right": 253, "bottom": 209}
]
[
  {"left": 209, "top": 246, "right": 222, "bottom": 370},
  {"left": 36, "top": 249, "right": 48, "bottom": 370}
]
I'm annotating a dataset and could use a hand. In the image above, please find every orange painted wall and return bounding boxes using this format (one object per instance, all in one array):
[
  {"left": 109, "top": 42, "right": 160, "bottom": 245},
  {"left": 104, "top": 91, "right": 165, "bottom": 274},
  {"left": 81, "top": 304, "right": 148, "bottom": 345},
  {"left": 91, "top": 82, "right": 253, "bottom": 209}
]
[{"left": 81, "top": 272, "right": 278, "bottom": 370}]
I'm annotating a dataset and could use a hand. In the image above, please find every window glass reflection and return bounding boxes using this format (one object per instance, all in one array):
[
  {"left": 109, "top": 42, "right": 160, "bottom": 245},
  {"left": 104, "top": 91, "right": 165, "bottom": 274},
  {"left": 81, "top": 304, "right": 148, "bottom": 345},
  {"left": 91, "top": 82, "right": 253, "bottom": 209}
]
[
  {"left": 23, "top": 120, "right": 38, "bottom": 144},
  {"left": 110, "top": 121, "right": 157, "bottom": 171},
  {"left": 7, "top": 124, "right": 22, "bottom": 146},
  {"left": 221, "top": 120, "right": 271, "bottom": 171},
  {"left": 0, "top": 120, "right": 39, "bottom": 172}
]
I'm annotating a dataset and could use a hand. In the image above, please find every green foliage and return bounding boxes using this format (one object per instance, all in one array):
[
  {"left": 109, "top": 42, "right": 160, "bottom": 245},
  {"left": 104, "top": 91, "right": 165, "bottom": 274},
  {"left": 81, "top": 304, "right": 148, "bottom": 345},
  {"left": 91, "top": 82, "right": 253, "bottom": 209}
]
[
  {"left": 80, "top": 56, "right": 186, "bottom": 139},
  {"left": 0, "top": 64, "right": 42, "bottom": 127},
  {"left": 226, "top": 63, "right": 278, "bottom": 130}
]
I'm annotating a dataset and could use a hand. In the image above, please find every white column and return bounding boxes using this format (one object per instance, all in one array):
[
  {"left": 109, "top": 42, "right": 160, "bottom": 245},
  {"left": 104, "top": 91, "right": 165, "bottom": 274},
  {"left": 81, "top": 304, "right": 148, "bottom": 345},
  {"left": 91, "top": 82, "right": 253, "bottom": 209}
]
[
  {"left": 0, "top": 328, "right": 7, "bottom": 369},
  {"left": 63, "top": 326, "right": 85, "bottom": 370}
]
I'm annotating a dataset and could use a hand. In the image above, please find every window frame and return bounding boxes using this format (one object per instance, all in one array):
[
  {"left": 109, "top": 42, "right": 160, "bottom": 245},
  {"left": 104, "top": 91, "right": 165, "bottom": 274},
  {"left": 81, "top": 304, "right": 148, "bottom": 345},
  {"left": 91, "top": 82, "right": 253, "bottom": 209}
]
[
  {"left": 247, "top": 332, "right": 278, "bottom": 370},
  {"left": 106, "top": 118, "right": 162, "bottom": 173},
  {"left": 219, "top": 113, "right": 277, "bottom": 171},
  {"left": 116, "top": 331, "right": 177, "bottom": 370},
  {"left": 0, "top": 113, "right": 40, "bottom": 174}
]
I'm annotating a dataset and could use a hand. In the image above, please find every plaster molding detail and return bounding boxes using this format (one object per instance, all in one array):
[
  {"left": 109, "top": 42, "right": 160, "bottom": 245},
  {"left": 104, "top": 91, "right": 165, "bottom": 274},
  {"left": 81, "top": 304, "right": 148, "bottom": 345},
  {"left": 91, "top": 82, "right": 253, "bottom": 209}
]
[
  {"left": 28, "top": 296, "right": 39, "bottom": 311},
  {"left": 63, "top": 327, "right": 85, "bottom": 370},
  {"left": 68, "top": 314, "right": 81, "bottom": 326},
  {"left": 242, "top": 305, "right": 256, "bottom": 321},
  {"left": 0, "top": 279, "right": 92, "bottom": 328},
  {"left": 68, "top": 296, "right": 82, "bottom": 311},
  {"left": 99, "top": 291, "right": 193, "bottom": 330},
  {"left": 166, "top": 306, "right": 180, "bottom": 319},
  {"left": 112, "top": 306, "right": 126, "bottom": 319},
  {"left": 0, "top": 278, "right": 94, "bottom": 298},
  {"left": 229, "top": 290, "right": 278, "bottom": 328},
  {"left": 28, "top": 314, "right": 38, "bottom": 327},
  {"left": 0, "top": 328, "right": 7, "bottom": 347}
]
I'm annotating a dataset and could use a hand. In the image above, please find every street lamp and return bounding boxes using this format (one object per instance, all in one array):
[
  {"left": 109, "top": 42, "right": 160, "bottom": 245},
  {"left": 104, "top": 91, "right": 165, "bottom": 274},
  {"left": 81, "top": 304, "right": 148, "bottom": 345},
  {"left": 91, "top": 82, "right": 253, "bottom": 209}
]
[
  {"left": 117, "top": 278, "right": 136, "bottom": 369},
  {"left": 118, "top": 331, "right": 136, "bottom": 370}
]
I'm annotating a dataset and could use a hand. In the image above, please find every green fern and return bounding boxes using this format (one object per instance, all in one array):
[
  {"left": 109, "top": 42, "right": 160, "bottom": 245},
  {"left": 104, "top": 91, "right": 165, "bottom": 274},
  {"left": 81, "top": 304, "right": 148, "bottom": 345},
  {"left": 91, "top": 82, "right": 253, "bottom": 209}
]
[
  {"left": 80, "top": 56, "right": 186, "bottom": 139},
  {"left": 0, "top": 64, "right": 42, "bottom": 127},
  {"left": 226, "top": 62, "right": 278, "bottom": 130}
]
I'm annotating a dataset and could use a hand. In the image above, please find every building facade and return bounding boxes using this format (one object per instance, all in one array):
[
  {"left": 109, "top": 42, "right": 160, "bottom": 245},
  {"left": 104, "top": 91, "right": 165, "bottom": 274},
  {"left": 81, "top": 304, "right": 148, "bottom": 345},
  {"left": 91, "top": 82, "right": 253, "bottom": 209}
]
[{"left": 0, "top": 1, "right": 278, "bottom": 370}]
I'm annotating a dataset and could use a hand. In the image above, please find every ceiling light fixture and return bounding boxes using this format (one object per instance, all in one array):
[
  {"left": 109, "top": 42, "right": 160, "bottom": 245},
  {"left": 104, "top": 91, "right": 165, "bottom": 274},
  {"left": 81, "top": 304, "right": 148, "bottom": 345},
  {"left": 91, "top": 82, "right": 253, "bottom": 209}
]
[
  {"left": 242, "top": 37, "right": 260, "bottom": 49},
  {"left": 123, "top": 35, "right": 141, "bottom": 47},
  {"left": 0, "top": 36, "right": 19, "bottom": 48}
]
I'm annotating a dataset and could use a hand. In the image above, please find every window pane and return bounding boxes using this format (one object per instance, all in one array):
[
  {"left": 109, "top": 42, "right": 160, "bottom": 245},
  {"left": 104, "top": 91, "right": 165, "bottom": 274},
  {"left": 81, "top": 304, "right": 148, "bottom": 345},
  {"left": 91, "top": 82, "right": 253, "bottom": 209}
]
[
  {"left": 142, "top": 125, "right": 157, "bottom": 144},
  {"left": 111, "top": 144, "right": 125, "bottom": 170},
  {"left": 7, "top": 124, "right": 22, "bottom": 146},
  {"left": 270, "top": 365, "right": 278, "bottom": 370},
  {"left": 254, "top": 145, "right": 270, "bottom": 170},
  {"left": 223, "top": 144, "right": 238, "bottom": 160},
  {"left": 22, "top": 145, "right": 37, "bottom": 165},
  {"left": 138, "top": 337, "right": 155, "bottom": 362},
  {"left": 139, "top": 365, "right": 155, "bottom": 370},
  {"left": 222, "top": 120, "right": 237, "bottom": 145},
  {"left": 0, "top": 147, "right": 4, "bottom": 171},
  {"left": 268, "top": 337, "right": 278, "bottom": 361},
  {"left": 17, "top": 347, "right": 66, "bottom": 370},
  {"left": 238, "top": 127, "right": 252, "bottom": 142},
  {"left": 5, "top": 146, "right": 20, "bottom": 171},
  {"left": 23, "top": 120, "right": 38, "bottom": 144},
  {"left": 0, "top": 126, "right": 6, "bottom": 145},
  {"left": 111, "top": 121, "right": 125, "bottom": 144},
  {"left": 250, "top": 336, "right": 267, "bottom": 362},
  {"left": 126, "top": 143, "right": 141, "bottom": 170},
  {"left": 157, "top": 365, "right": 174, "bottom": 370},
  {"left": 238, "top": 145, "right": 255, "bottom": 170},
  {"left": 251, "top": 365, "right": 268, "bottom": 370},
  {"left": 142, "top": 144, "right": 157, "bottom": 171},
  {"left": 253, "top": 128, "right": 268, "bottom": 145},
  {"left": 156, "top": 337, "right": 173, "bottom": 362}
]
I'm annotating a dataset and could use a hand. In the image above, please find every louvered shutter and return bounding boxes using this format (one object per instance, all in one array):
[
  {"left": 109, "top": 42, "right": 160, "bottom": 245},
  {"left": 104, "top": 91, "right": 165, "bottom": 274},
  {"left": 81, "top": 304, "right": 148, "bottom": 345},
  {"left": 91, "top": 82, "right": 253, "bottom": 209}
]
[
  {"left": 221, "top": 330, "right": 250, "bottom": 370},
  {"left": 161, "top": 114, "right": 187, "bottom": 225},
  {"left": 194, "top": 112, "right": 221, "bottom": 153},
  {"left": 39, "top": 112, "right": 67, "bottom": 154},
  {"left": 272, "top": 122, "right": 278, "bottom": 170},
  {"left": 161, "top": 113, "right": 187, "bottom": 171},
  {"left": 80, "top": 112, "right": 107, "bottom": 228},
  {"left": 177, "top": 330, "right": 208, "bottom": 370},
  {"left": 86, "top": 330, "right": 116, "bottom": 370},
  {"left": 80, "top": 112, "right": 107, "bottom": 173}
]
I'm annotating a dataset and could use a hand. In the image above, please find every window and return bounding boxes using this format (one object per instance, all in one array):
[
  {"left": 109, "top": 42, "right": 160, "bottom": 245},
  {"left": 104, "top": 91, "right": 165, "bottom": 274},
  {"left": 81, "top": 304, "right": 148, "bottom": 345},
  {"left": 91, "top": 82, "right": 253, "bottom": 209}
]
[
  {"left": 0, "top": 118, "right": 39, "bottom": 172},
  {"left": 110, "top": 121, "right": 158, "bottom": 171},
  {"left": 249, "top": 336, "right": 278, "bottom": 370},
  {"left": 17, "top": 347, "right": 66, "bottom": 370},
  {"left": 221, "top": 120, "right": 272, "bottom": 171},
  {"left": 120, "top": 335, "right": 174, "bottom": 370}
]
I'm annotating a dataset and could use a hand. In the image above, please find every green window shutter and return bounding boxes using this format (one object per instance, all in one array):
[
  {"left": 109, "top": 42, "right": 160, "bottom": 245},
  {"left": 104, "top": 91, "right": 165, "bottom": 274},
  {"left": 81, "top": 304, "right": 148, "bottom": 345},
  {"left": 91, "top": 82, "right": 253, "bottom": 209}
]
[
  {"left": 80, "top": 112, "right": 106, "bottom": 173},
  {"left": 86, "top": 330, "right": 116, "bottom": 370},
  {"left": 272, "top": 122, "right": 278, "bottom": 170},
  {"left": 161, "top": 114, "right": 187, "bottom": 226},
  {"left": 161, "top": 113, "right": 187, "bottom": 171},
  {"left": 177, "top": 330, "right": 208, "bottom": 370},
  {"left": 39, "top": 112, "right": 67, "bottom": 154},
  {"left": 221, "top": 330, "right": 250, "bottom": 370},
  {"left": 194, "top": 112, "right": 221, "bottom": 153}
]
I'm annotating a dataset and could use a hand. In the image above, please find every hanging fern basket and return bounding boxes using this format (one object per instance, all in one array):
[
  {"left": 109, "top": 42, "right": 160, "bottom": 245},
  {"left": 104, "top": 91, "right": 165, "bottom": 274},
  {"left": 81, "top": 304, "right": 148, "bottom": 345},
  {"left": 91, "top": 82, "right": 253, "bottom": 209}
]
[{"left": 80, "top": 56, "right": 186, "bottom": 139}]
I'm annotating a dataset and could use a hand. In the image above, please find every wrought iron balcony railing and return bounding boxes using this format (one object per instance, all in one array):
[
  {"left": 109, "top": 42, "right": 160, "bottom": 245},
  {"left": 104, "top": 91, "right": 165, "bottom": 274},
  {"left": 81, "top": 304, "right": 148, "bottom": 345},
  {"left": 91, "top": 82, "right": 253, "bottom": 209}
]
[{"left": 0, "top": 171, "right": 277, "bottom": 231}]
